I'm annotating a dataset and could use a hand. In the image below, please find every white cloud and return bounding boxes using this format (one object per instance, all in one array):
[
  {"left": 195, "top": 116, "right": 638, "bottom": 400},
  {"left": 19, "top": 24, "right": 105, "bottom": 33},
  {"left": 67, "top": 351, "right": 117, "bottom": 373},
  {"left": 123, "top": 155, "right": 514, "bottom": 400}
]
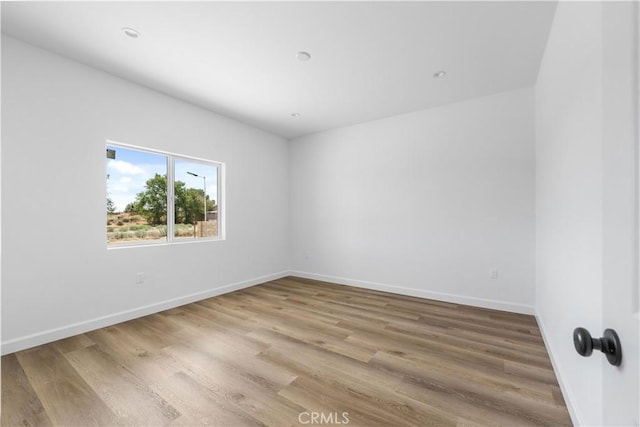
[
  {"left": 111, "top": 184, "right": 130, "bottom": 193},
  {"left": 107, "top": 161, "right": 167, "bottom": 212},
  {"left": 108, "top": 160, "right": 145, "bottom": 175}
]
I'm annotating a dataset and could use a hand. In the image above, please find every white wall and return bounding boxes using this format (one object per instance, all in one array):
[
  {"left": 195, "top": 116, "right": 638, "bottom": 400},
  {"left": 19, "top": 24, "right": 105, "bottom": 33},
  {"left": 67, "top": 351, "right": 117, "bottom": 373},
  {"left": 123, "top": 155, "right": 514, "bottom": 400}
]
[
  {"left": 535, "top": 3, "right": 604, "bottom": 425},
  {"left": 1, "top": 36, "right": 290, "bottom": 354},
  {"left": 601, "top": 4, "right": 639, "bottom": 425},
  {"left": 289, "top": 88, "right": 536, "bottom": 313}
]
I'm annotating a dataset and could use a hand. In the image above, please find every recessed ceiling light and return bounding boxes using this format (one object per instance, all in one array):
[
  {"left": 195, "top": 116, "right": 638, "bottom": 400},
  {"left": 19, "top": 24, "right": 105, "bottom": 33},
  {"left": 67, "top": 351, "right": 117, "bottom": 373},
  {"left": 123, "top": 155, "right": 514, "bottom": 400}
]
[
  {"left": 296, "top": 51, "right": 311, "bottom": 62},
  {"left": 122, "top": 27, "right": 141, "bottom": 39},
  {"left": 433, "top": 70, "right": 447, "bottom": 78},
  {"left": 291, "top": 113, "right": 301, "bottom": 118}
]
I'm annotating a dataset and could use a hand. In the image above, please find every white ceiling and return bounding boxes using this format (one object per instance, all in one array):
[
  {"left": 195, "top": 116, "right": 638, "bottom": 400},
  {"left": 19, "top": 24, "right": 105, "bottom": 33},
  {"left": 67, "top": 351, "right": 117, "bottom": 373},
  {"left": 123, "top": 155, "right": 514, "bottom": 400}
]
[{"left": 1, "top": 1, "right": 557, "bottom": 139}]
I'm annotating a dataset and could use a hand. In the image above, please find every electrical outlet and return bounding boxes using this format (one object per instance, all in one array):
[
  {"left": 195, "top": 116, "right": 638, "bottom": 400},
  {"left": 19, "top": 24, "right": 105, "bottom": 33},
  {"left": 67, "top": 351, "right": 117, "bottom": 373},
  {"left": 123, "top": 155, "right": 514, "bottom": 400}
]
[
  {"left": 136, "top": 272, "right": 144, "bottom": 284},
  {"left": 490, "top": 269, "right": 498, "bottom": 280}
]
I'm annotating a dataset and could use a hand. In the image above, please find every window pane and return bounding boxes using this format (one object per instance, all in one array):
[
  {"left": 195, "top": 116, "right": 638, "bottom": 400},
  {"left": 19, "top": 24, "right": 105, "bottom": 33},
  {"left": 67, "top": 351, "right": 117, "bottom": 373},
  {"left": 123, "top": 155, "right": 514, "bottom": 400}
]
[
  {"left": 106, "top": 145, "right": 168, "bottom": 246},
  {"left": 174, "top": 159, "right": 219, "bottom": 240}
]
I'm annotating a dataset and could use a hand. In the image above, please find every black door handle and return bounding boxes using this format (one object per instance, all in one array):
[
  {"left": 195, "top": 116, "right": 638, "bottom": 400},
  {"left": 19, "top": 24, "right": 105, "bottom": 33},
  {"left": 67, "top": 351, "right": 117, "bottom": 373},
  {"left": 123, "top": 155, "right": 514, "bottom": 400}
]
[{"left": 573, "top": 327, "right": 622, "bottom": 366}]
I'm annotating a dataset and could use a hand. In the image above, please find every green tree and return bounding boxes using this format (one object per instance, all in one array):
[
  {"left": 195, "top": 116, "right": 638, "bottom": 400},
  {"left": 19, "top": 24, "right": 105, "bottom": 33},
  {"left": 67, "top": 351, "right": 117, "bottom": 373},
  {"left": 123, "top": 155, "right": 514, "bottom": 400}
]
[
  {"left": 185, "top": 188, "right": 201, "bottom": 224},
  {"left": 107, "top": 196, "right": 116, "bottom": 214},
  {"left": 134, "top": 174, "right": 167, "bottom": 225},
  {"left": 176, "top": 187, "right": 213, "bottom": 224},
  {"left": 174, "top": 181, "right": 190, "bottom": 224},
  {"left": 134, "top": 174, "right": 217, "bottom": 225}
]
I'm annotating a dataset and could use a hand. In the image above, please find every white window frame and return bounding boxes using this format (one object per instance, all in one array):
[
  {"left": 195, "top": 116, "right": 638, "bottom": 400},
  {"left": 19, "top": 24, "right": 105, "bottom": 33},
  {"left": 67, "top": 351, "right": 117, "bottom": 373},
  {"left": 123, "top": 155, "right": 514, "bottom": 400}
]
[{"left": 106, "top": 140, "right": 225, "bottom": 249}]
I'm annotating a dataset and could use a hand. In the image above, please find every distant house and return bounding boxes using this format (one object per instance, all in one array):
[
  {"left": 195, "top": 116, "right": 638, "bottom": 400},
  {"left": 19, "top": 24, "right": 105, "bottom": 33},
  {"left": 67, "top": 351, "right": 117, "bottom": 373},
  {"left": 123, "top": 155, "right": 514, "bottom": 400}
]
[{"left": 205, "top": 210, "right": 217, "bottom": 221}]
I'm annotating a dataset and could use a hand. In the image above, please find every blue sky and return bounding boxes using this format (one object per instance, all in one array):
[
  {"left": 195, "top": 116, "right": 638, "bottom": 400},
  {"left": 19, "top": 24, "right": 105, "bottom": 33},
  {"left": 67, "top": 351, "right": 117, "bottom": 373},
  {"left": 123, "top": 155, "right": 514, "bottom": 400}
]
[{"left": 106, "top": 145, "right": 218, "bottom": 213}]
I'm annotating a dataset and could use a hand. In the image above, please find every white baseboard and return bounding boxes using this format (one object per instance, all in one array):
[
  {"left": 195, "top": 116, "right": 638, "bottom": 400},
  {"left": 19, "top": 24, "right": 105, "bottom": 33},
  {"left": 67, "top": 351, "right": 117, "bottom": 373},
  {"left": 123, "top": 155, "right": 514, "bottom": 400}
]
[
  {"left": 3, "top": 268, "right": 578, "bottom": 425},
  {"left": 288, "top": 270, "right": 534, "bottom": 315},
  {"left": 1, "top": 269, "right": 535, "bottom": 355},
  {"left": 535, "top": 311, "right": 581, "bottom": 426},
  {"left": 1, "top": 271, "right": 289, "bottom": 355}
]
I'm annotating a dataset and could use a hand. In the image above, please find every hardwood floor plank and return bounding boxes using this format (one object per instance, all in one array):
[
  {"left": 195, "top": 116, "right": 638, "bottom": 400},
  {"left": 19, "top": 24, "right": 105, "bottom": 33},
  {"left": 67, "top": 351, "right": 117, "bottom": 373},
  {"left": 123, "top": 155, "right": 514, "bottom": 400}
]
[
  {"left": 372, "top": 345, "right": 560, "bottom": 402},
  {"left": 15, "top": 346, "right": 117, "bottom": 426},
  {"left": 171, "top": 324, "right": 298, "bottom": 391},
  {"left": 261, "top": 343, "right": 455, "bottom": 427},
  {"left": 2, "top": 277, "right": 572, "bottom": 426},
  {"left": 252, "top": 328, "right": 472, "bottom": 426},
  {"left": 371, "top": 350, "right": 569, "bottom": 424},
  {"left": 161, "top": 343, "right": 306, "bottom": 427},
  {"left": 62, "top": 344, "right": 181, "bottom": 426},
  {"left": 280, "top": 373, "right": 456, "bottom": 427},
  {"left": 151, "top": 371, "right": 264, "bottom": 427},
  {"left": 85, "top": 327, "right": 182, "bottom": 386},
  {"left": 50, "top": 334, "right": 95, "bottom": 354},
  {"left": 278, "top": 378, "right": 376, "bottom": 426},
  {"left": 395, "top": 374, "right": 542, "bottom": 426},
  {"left": 1, "top": 354, "right": 53, "bottom": 427},
  {"left": 503, "top": 359, "right": 561, "bottom": 385}
]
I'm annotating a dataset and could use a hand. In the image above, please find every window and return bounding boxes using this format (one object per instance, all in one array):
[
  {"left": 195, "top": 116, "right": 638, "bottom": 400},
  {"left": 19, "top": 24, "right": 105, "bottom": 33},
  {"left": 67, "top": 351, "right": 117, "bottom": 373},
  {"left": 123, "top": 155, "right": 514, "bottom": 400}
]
[{"left": 106, "top": 142, "right": 222, "bottom": 247}]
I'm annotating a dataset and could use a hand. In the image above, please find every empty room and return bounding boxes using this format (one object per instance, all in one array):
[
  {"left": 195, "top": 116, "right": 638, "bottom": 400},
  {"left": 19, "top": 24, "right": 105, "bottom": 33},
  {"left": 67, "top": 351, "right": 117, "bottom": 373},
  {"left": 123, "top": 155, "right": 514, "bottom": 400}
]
[{"left": 1, "top": 1, "right": 638, "bottom": 426}]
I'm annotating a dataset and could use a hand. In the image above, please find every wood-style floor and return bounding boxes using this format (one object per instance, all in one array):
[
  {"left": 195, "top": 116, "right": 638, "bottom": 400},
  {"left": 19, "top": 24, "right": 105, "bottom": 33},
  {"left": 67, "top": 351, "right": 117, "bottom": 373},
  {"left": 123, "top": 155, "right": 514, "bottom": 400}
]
[{"left": 1, "top": 277, "right": 572, "bottom": 426}]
